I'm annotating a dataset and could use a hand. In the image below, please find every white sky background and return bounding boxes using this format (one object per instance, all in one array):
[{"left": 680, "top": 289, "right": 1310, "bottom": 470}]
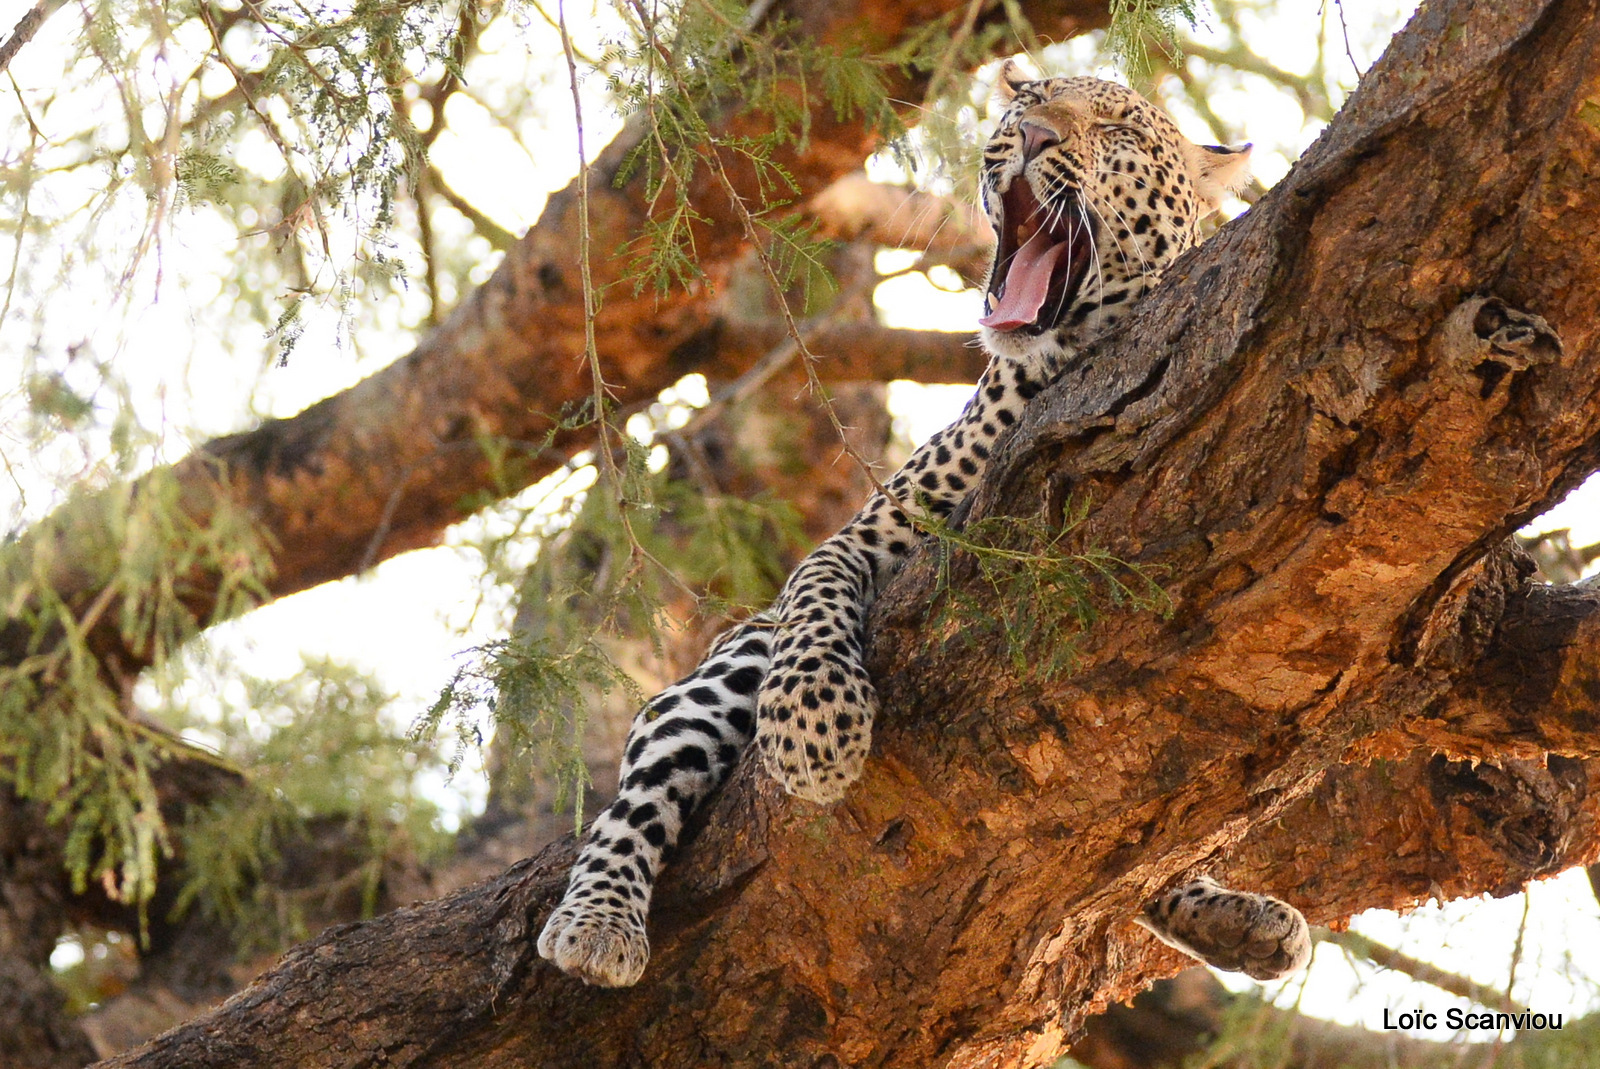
[{"left": 5, "top": 0, "right": 1599, "bottom": 1032}]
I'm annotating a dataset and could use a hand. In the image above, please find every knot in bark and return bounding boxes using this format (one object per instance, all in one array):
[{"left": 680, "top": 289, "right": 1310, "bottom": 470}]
[{"left": 1442, "top": 296, "right": 1563, "bottom": 399}]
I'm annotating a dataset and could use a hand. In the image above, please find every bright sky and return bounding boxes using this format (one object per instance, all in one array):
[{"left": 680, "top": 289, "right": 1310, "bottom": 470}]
[{"left": 7, "top": 0, "right": 1598, "bottom": 1032}]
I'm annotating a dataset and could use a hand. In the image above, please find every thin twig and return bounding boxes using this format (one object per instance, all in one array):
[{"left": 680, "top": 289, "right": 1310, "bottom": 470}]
[
  {"left": 1321, "top": 928, "right": 1528, "bottom": 1015},
  {"left": 1504, "top": 890, "right": 1531, "bottom": 1007},
  {"left": 415, "top": 172, "right": 441, "bottom": 327},
  {"left": 628, "top": 3, "right": 912, "bottom": 517},
  {"left": 1331, "top": 0, "right": 1360, "bottom": 78},
  {"left": 922, "top": 0, "right": 987, "bottom": 114},
  {"left": 556, "top": 0, "right": 702, "bottom": 609},
  {"left": 236, "top": 0, "right": 349, "bottom": 103},
  {"left": 359, "top": 462, "right": 423, "bottom": 574},
  {"left": 702, "top": 148, "right": 908, "bottom": 518},
  {"left": 2, "top": 71, "right": 42, "bottom": 331},
  {"left": 197, "top": 2, "right": 332, "bottom": 257},
  {"left": 555, "top": 0, "right": 614, "bottom": 489}
]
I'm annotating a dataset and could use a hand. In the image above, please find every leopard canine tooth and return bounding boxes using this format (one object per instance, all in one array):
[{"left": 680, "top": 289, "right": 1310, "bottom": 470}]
[{"left": 978, "top": 229, "right": 1071, "bottom": 330}]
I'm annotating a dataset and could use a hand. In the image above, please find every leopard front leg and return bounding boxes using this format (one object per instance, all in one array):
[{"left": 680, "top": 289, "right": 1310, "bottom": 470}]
[
  {"left": 757, "top": 359, "right": 1053, "bottom": 803},
  {"left": 755, "top": 538, "right": 884, "bottom": 803},
  {"left": 538, "top": 622, "right": 771, "bottom": 986}
]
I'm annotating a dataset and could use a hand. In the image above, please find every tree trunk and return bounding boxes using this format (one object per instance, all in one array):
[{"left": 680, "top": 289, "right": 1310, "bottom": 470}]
[
  {"left": 91, "top": 0, "right": 1600, "bottom": 1065},
  {"left": 0, "top": 0, "right": 1102, "bottom": 684},
  {"left": 0, "top": 2, "right": 1086, "bottom": 1047}
]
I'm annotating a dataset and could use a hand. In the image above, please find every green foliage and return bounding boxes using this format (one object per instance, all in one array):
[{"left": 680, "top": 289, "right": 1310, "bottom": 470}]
[
  {"left": 23, "top": 372, "right": 95, "bottom": 427},
  {"left": 0, "top": 470, "right": 273, "bottom": 909},
  {"left": 424, "top": 445, "right": 806, "bottom": 824},
  {"left": 1105, "top": 0, "right": 1203, "bottom": 78},
  {"left": 0, "top": 0, "right": 480, "bottom": 366},
  {"left": 417, "top": 634, "right": 633, "bottom": 824},
  {"left": 173, "top": 150, "right": 241, "bottom": 208},
  {"left": 875, "top": 8, "right": 1031, "bottom": 203},
  {"left": 672, "top": 487, "right": 807, "bottom": 612},
  {"left": 196, "top": 0, "right": 457, "bottom": 241},
  {"left": 601, "top": 0, "right": 915, "bottom": 302},
  {"left": 171, "top": 659, "right": 448, "bottom": 949},
  {"left": 924, "top": 503, "right": 1170, "bottom": 681}
]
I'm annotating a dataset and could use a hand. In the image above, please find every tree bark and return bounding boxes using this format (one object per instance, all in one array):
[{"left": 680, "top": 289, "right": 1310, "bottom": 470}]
[
  {"left": 0, "top": 789, "right": 96, "bottom": 1069},
  {"left": 30, "top": 370, "right": 900, "bottom": 1060},
  {"left": 0, "top": 0, "right": 1102, "bottom": 681},
  {"left": 91, "top": 0, "right": 1600, "bottom": 1066}
]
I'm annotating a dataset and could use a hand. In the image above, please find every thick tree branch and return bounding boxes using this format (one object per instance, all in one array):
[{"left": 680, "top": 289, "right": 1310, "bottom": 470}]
[
  {"left": 1390, "top": 582, "right": 1600, "bottom": 760},
  {"left": 810, "top": 172, "right": 994, "bottom": 284},
  {"left": 714, "top": 320, "right": 986, "bottom": 384},
  {"left": 90, "top": 750, "right": 1600, "bottom": 1069},
  {"left": 93, "top": 1, "right": 1600, "bottom": 1065},
  {"left": 2, "top": 0, "right": 1104, "bottom": 676}
]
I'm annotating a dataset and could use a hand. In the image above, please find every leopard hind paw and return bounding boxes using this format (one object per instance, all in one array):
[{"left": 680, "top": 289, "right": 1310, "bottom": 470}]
[{"left": 1136, "top": 875, "right": 1311, "bottom": 981}]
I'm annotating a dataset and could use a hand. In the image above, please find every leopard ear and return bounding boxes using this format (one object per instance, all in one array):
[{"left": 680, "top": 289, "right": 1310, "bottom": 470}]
[
  {"left": 995, "top": 59, "right": 1031, "bottom": 103},
  {"left": 1183, "top": 142, "right": 1252, "bottom": 214}
]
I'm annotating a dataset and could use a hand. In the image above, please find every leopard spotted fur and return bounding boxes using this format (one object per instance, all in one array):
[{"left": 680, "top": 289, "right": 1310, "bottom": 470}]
[{"left": 538, "top": 67, "right": 1311, "bottom": 988}]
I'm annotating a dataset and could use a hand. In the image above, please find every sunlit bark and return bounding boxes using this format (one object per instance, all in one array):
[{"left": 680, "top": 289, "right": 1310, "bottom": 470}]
[
  {"left": 91, "top": 0, "right": 1600, "bottom": 1065},
  {"left": 0, "top": 0, "right": 1104, "bottom": 681}
]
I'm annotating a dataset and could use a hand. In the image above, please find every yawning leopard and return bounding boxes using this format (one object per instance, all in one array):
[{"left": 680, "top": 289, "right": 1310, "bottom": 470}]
[{"left": 538, "top": 64, "right": 1311, "bottom": 990}]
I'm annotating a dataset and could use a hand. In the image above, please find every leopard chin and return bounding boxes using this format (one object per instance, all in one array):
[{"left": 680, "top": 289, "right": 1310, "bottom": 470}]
[{"left": 980, "top": 177, "right": 1094, "bottom": 336}]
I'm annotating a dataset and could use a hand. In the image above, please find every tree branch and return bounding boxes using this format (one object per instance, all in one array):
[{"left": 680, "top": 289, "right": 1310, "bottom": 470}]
[
  {"left": 91, "top": 0, "right": 1600, "bottom": 1064},
  {"left": 2, "top": 0, "right": 1100, "bottom": 678},
  {"left": 1319, "top": 929, "right": 1525, "bottom": 1014},
  {"left": 809, "top": 172, "right": 994, "bottom": 284},
  {"left": 0, "top": 0, "right": 66, "bottom": 77},
  {"left": 425, "top": 164, "right": 520, "bottom": 252},
  {"left": 1387, "top": 582, "right": 1600, "bottom": 760},
  {"left": 1067, "top": 968, "right": 1597, "bottom": 1069}
]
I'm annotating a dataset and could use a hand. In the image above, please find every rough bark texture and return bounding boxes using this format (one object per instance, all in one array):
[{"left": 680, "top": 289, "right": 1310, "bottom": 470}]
[
  {"left": 14, "top": 371, "right": 900, "bottom": 1061},
  {"left": 481, "top": 372, "right": 898, "bottom": 868},
  {"left": 91, "top": 0, "right": 1600, "bottom": 1066},
  {"left": 0, "top": 0, "right": 1101, "bottom": 682}
]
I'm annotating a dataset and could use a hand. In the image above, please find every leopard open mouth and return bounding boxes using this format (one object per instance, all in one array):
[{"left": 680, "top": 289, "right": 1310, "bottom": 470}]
[{"left": 979, "top": 176, "right": 1094, "bottom": 335}]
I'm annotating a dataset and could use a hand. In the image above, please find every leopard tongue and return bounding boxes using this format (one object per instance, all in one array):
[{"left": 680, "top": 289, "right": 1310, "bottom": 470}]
[{"left": 979, "top": 230, "right": 1071, "bottom": 331}]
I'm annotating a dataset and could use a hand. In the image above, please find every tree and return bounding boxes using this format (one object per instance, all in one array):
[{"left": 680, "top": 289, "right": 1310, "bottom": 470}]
[{"left": 4, "top": 0, "right": 1600, "bottom": 1064}]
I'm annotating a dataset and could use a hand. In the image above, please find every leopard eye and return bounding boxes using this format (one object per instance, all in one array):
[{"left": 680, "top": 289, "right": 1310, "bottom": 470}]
[{"left": 1097, "top": 119, "right": 1148, "bottom": 140}]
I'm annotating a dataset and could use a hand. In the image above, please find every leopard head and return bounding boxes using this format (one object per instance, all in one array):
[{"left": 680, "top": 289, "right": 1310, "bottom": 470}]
[{"left": 978, "top": 64, "right": 1250, "bottom": 360}]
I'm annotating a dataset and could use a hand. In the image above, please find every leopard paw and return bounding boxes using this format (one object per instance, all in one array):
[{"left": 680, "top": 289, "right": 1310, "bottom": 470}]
[
  {"left": 1136, "top": 876, "right": 1311, "bottom": 981},
  {"left": 755, "top": 658, "right": 877, "bottom": 805},
  {"left": 537, "top": 901, "right": 650, "bottom": 988}
]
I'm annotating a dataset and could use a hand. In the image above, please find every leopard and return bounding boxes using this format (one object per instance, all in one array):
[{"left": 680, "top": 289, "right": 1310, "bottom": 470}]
[{"left": 538, "top": 64, "right": 1312, "bottom": 990}]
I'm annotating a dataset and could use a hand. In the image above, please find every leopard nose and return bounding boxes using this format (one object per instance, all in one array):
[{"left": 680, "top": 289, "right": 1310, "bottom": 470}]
[{"left": 1020, "top": 119, "right": 1060, "bottom": 160}]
